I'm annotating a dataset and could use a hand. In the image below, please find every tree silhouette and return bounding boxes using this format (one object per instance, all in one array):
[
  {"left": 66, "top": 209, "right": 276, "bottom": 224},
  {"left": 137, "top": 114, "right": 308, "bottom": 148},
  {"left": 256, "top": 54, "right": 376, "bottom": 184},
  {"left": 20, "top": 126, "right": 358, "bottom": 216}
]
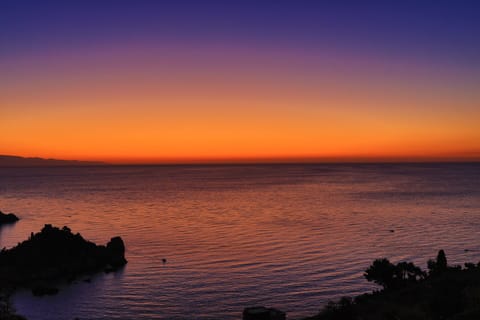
[
  {"left": 428, "top": 249, "right": 448, "bottom": 275},
  {"left": 437, "top": 250, "right": 447, "bottom": 270},
  {"left": 364, "top": 258, "right": 396, "bottom": 289}
]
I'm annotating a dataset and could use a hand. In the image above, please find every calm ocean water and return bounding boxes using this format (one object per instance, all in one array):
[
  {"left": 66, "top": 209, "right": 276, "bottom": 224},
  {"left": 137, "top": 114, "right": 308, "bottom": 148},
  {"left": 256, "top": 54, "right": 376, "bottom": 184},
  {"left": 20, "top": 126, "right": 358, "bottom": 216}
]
[{"left": 1, "top": 163, "right": 479, "bottom": 319}]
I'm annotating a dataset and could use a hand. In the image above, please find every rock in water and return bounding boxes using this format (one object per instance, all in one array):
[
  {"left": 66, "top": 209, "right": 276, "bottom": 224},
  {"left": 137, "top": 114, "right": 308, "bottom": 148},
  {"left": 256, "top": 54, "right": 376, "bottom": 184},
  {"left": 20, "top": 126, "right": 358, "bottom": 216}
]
[
  {"left": 107, "top": 236, "right": 127, "bottom": 267},
  {"left": 0, "top": 224, "right": 127, "bottom": 289},
  {"left": 0, "top": 210, "right": 19, "bottom": 225}
]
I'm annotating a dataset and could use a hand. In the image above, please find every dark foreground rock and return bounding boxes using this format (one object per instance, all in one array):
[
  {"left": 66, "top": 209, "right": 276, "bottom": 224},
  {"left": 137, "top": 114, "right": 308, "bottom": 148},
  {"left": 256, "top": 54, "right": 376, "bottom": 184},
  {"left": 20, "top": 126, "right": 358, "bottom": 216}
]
[
  {"left": 0, "top": 224, "right": 127, "bottom": 293},
  {"left": 0, "top": 210, "right": 19, "bottom": 225},
  {"left": 0, "top": 292, "right": 27, "bottom": 320},
  {"left": 243, "top": 306, "right": 286, "bottom": 320},
  {"left": 31, "top": 286, "right": 60, "bottom": 296}
]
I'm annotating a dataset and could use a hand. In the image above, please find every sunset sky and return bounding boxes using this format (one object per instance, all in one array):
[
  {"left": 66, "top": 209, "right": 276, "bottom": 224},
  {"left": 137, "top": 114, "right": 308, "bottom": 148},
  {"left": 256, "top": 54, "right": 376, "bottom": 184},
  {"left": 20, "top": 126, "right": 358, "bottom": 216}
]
[{"left": 1, "top": 1, "right": 479, "bottom": 163}]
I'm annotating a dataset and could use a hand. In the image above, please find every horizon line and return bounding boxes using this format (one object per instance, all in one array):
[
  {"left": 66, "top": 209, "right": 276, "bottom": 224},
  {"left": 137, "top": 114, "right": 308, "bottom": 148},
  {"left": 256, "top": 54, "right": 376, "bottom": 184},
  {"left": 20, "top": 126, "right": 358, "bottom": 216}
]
[{"left": 2, "top": 154, "right": 480, "bottom": 166}]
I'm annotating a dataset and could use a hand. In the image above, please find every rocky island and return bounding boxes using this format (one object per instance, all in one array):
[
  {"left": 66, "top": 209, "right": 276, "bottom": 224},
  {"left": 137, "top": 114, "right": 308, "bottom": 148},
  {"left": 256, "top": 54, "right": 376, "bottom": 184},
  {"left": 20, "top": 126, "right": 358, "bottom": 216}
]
[
  {"left": 0, "top": 222, "right": 127, "bottom": 319},
  {"left": 0, "top": 224, "right": 127, "bottom": 290}
]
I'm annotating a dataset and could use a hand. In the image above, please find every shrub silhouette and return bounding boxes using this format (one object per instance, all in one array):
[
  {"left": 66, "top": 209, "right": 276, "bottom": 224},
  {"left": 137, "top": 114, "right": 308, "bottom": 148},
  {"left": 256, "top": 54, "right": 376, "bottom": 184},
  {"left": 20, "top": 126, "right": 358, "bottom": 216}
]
[
  {"left": 320, "top": 297, "right": 354, "bottom": 320},
  {"left": 364, "top": 258, "right": 425, "bottom": 289},
  {"left": 364, "top": 258, "right": 397, "bottom": 289},
  {"left": 395, "top": 261, "right": 425, "bottom": 283}
]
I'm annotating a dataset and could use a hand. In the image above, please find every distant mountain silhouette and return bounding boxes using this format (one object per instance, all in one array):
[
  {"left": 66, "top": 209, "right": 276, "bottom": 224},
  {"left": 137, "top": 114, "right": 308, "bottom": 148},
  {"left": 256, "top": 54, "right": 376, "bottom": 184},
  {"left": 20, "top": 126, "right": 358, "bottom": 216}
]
[{"left": 0, "top": 155, "right": 106, "bottom": 167}]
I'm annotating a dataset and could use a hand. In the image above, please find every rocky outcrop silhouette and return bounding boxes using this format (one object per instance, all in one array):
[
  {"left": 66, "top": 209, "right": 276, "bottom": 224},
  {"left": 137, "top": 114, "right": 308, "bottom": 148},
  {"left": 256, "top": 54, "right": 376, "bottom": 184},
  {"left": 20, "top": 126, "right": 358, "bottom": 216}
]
[
  {"left": 0, "top": 224, "right": 127, "bottom": 294},
  {"left": 0, "top": 211, "right": 19, "bottom": 225},
  {"left": 243, "top": 306, "right": 286, "bottom": 320}
]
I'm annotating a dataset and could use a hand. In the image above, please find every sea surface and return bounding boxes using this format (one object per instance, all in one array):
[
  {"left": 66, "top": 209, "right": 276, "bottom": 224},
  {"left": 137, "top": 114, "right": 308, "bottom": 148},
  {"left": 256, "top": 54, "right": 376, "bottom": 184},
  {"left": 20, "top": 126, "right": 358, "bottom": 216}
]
[{"left": 1, "top": 163, "right": 480, "bottom": 319}]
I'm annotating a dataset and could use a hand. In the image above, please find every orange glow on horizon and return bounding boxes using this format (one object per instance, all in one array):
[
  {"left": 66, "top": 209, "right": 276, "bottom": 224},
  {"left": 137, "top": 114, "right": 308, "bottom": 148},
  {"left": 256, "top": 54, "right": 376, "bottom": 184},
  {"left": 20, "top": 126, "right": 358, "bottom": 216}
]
[{"left": 1, "top": 46, "right": 479, "bottom": 163}]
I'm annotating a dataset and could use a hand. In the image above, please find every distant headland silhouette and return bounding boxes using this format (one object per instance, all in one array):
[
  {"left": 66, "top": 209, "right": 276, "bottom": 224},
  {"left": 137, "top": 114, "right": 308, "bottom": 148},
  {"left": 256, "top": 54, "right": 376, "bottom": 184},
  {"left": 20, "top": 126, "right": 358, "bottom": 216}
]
[{"left": 0, "top": 155, "right": 105, "bottom": 167}]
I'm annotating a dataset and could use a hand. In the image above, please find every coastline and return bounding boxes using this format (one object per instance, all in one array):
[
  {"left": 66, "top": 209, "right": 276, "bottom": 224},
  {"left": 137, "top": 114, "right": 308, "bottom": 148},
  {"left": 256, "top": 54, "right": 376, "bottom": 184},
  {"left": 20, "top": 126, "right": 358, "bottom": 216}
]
[{"left": 303, "top": 252, "right": 480, "bottom": 319}]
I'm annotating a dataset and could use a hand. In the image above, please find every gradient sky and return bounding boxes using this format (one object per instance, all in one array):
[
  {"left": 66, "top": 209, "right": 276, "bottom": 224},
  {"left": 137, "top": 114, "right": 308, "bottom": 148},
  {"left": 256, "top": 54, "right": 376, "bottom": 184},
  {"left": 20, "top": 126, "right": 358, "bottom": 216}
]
[{"left": 1, "top": 1, "right": 479, "bottom": 163}]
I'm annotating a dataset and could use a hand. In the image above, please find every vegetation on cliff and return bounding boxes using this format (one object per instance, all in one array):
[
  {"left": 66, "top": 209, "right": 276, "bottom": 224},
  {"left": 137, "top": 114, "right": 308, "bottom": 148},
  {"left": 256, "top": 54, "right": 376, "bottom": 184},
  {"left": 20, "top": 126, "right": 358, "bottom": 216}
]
[{"left": 307, "top": 250, "right": 480, "bottom": 320}]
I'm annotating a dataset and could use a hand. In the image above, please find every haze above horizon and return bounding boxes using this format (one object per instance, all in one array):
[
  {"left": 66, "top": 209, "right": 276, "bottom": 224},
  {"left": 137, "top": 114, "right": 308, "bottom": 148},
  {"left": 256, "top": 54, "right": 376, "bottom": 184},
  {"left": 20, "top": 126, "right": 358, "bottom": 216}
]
[{"left": 1, "top": 1, "right": 479, "bottom": 162}]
